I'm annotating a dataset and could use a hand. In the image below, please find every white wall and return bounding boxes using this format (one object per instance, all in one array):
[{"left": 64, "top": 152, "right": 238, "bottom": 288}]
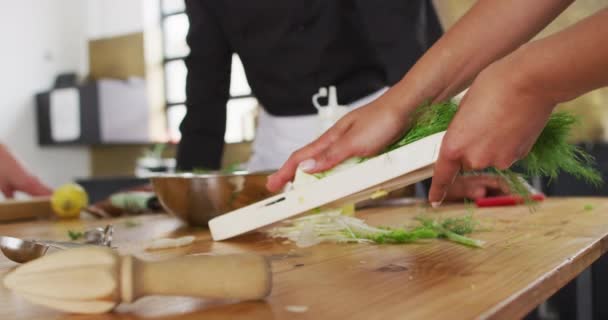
[
  {"left": 85, "top": 0, "right": 145, "bottom": 40},
  {"left": 0, "top": 0, "right": 150, "bottom": 196},
  {"left": 0, "top": 0, "right": 91, "bottom": 192}
]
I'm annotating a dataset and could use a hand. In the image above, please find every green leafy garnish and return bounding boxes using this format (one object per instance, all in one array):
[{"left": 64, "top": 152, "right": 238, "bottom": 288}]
[
  {"left": 519, "top": 112, "right": 601, "bottom": 186},
  {"left": 386, "top": 101, "right": 458, "bottom": 152},
  {"left": 67, "top": 230, "right": 83, "bottom": 241},
  {"left": 415, "top": 215, "right": 484, "bottom": 248},
  {"left": 222, "top": 163, "right": 243, "bottom": 174},
  {"left": 191, "top": 167, "right": 212, "bottom": 174}
]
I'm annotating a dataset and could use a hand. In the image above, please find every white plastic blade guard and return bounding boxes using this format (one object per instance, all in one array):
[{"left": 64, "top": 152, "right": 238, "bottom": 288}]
[{"left": 209, "top": 131, "right": 446, "bottom": 240}]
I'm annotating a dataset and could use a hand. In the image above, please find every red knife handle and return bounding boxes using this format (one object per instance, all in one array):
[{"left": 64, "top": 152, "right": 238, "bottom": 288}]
[{"left": 475, "top": 194, "right": 545, "bottom": 207}]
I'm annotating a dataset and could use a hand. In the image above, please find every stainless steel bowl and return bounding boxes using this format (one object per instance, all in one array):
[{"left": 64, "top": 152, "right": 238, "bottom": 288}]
[{"left": 151, "top": 171, "right": 275, "bottom": 227}]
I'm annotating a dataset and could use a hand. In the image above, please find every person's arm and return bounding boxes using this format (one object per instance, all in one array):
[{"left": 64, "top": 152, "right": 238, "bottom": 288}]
[
  {"left": 393, "top": 0, "right": 574, "bottom": 106},
  {"left": 0, "top": 144, "right": 52, "bottom": 198},
  {"left": 428, "top": 7, "right": 608, "bottom": 204},
  {"left": 267, "top": 0, "right": 573, "bottom": 192},
  {"left": 176, "top": 0, "right": 232, "bottom": 171}
]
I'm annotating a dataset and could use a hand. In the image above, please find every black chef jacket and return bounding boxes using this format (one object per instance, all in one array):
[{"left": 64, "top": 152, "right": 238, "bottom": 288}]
[{"left": 177, "top": 0, "right": 443, "bottom": 170}]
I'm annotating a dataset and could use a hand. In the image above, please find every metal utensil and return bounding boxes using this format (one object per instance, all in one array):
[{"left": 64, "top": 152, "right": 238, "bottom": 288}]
[
  {"left": 0, "top": 237, "right": 98, "bottom": 264},
  {"left": 151, "top": 171, "right": 275, "bottom": 227},
  {"left": 83, "top": 225, "right": 113, "bottom": 246},
  {"left": 0, "top": 225, "right": 114, "bottom": 263},
  {"left": 0, "top": 236, "right": 49, "bottom": 263}
]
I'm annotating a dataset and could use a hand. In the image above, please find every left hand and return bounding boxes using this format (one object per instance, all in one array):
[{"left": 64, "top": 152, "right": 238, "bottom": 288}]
[
  {"left": 0, "top": 145, "right": 52, "bottom": 198},
  {"left": 444, "top": 175, "right": 510, "bottom": 202},
  {"left": 428, "top": 49, "right": 556, "bottom": 206}
]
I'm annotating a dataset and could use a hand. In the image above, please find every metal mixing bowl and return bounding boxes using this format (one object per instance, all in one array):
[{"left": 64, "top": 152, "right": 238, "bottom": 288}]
[{"left": 151, "top": 171, "right": 275, "bottom": 227}]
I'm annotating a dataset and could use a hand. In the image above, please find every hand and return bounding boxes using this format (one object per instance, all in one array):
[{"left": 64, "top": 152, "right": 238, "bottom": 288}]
[
  {"left": 428, "top": 52, "right": 556, "bottom": 206},
  {"left": 0, "top": 145, "right": 52, "bottom": 198},
  {"left": 444, "top": 175, "right": 510, "bottom": 202},
  {"left": 266, "top": 95, "right": 412, "bottom": 192}
]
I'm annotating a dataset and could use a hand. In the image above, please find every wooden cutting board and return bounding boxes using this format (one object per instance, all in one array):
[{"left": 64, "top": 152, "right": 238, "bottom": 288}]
[
  {"left": 0, "top": 197, "right": 607, "bottom": 319},
  {"left": 0, "top": 198, "right": 53, "bottom": 223}
]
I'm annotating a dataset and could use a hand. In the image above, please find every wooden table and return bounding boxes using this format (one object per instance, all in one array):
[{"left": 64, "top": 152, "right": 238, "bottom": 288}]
[{"left": 0, "top": 197, "right": 607, "bottom": 320}]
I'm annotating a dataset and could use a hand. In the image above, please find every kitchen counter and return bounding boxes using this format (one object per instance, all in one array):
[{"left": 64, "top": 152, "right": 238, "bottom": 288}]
[{"left": 0, "top": 197, "right": 607, "bottom": 319}]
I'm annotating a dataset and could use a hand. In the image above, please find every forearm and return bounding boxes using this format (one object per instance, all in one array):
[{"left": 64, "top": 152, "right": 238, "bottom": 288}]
[
  {"left": 384, "top": 0, "right": 573, "bottom": 112},
  {"left": 177, "top": 0, "right": 231, "bottom": 171},
  {"left": 0, "top": 144, "right": 18, "bottom": 175},
  {"left": 515, "top": 8, "right": 608, "bottom": 104},
  {"left": 176, "top": 130, "right": 225, "bottom": 170}
]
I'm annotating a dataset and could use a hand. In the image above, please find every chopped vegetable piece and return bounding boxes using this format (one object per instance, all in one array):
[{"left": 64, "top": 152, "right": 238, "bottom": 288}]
[
  {"left": 145, "top": 236, "right": 195, "bottom": 250},
  {"left": 312, "top": 157, "right": 364, "bottom": 179},
  {"left": 584, "top": 204, "right": 595, "bottom": 211},
  {"left": 67, "top": 230, "right": 83, "bottom": 241},
  {"left": 285, "top": 305, "right": 309, "bottom": 313},
  {"left": 340, "top": 203, "right": 356, "bottom": 216},
  {"left": 370, "top": 189, "right": 389, "bottom": 200},
  {"left": 293, "top": 169, "right": 320, "bottom": 188}
]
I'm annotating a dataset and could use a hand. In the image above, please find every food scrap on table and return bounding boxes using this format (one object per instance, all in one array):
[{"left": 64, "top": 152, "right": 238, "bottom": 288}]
[
  {"left": 145, "top": 236, "right": 196, "bottom": 250},
  {"left": 67, "top": 230, "right": 83, "bottom": 241},
  {"left": 285, "top": 305, "right": 309, "bottom": 313},
  {"left": 267, "top": 207, "right": 485, "bottom": 248}
]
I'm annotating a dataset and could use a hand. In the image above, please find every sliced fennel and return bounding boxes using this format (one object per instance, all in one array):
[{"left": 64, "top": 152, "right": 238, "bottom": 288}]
[
  {"left": 312, "top": 157, "right": 365, "bottom": 179},
  {"left": 267, "top": 209, "right": 485, "bottom": 248},
  {"left": 292, "top": 164, "right": 358, "bottom": 216},
  {"left": 291, "top": 157, "right": 364, "bottom": 189},
  {"left": 292, "top": 169, "right": 320, "bottom": 189}
]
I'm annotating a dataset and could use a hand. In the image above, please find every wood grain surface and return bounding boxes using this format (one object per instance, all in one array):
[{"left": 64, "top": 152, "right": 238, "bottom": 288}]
[
  {"left": 0, "top": 197, "right": 606, "bottom": 320},
  {"left": 0, "top": 198, "right": 53, "bottom": 223}
]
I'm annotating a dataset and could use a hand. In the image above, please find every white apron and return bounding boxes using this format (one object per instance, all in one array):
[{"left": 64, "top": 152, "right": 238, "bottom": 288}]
[{"left": 247, "top": 87, "right": 388, "bottom": 172}]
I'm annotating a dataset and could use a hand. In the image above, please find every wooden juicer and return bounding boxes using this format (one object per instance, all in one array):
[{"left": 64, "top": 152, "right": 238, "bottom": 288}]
[{"left": 3, "top": 247, "right": 272, "bottom": 314}]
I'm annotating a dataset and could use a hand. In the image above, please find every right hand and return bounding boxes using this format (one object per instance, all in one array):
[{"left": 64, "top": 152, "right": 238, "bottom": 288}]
[
  {"left": 266, "top": 97, "right": 412, "bottom": 192},
  {"left": 427, "top": 50, "right": 556, "bottom": 206}
]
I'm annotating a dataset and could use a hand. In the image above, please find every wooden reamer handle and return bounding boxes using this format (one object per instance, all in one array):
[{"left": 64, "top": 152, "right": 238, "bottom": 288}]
[{"left": 120, "top": 254, "right": 272, "bottom": 302}]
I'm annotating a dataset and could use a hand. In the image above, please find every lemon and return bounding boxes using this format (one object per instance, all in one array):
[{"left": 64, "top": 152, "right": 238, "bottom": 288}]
[{"left": 51, "top": 183, "right": 88, "bottom": 219}]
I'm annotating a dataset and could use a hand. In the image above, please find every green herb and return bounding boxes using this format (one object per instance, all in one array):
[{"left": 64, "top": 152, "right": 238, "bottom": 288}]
[
  {"left": 67, "top": 230, "right": 83, "bottom": 241},
  {"left": 311, "top": 101, "right": 602, "bottom": 198},
  {"left": 438, "top": 214, "right": 479, "bottom": 235},
  {"left": 359, "top": 215, "right": 484, "bottom": 247},
  {"left": 386, "top": 101, "right": 458, "bottom": 152},
  {"left": 382, "top": 101, "right": 601, "bottom": 197},
  {"left": 415, "top": 215, "right": 484, "bottom": 247},
  {"left": 143, "top": 143, "right": 167, "bottom": 159},
  {"left": 520, "top": 112, "right": 601, "bottom": 185},
  {"left": 191, "top": 167, "right": 212, "bottom": 174},
  {"left": 365, "top": 227, "right": 439, "bottom": 244},
  {"left": 464, "top": 198, "right": 476, "bottom": 215},
  {"left": 228, "top": 191, "right": 240, "bottom": 207},
  {"left": 222, "top": 163, "right": 243, "bottom": 174},
  {"left": 269, "top": 210, "right": 484, "bottom": 248},
  {"left": 311, "top": 207, "right": 323, "bottom": 214},
  {"left": 584, "top": 204, "right": 595, "bottom": 211},
  {"left": 178, "top": 163, "right": 242, "bottom": 175}
]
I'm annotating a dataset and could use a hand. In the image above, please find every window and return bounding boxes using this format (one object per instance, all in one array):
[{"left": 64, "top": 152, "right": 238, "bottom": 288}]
[{"left": 160, "top": 0, "right": 257, "bottom": 143}]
